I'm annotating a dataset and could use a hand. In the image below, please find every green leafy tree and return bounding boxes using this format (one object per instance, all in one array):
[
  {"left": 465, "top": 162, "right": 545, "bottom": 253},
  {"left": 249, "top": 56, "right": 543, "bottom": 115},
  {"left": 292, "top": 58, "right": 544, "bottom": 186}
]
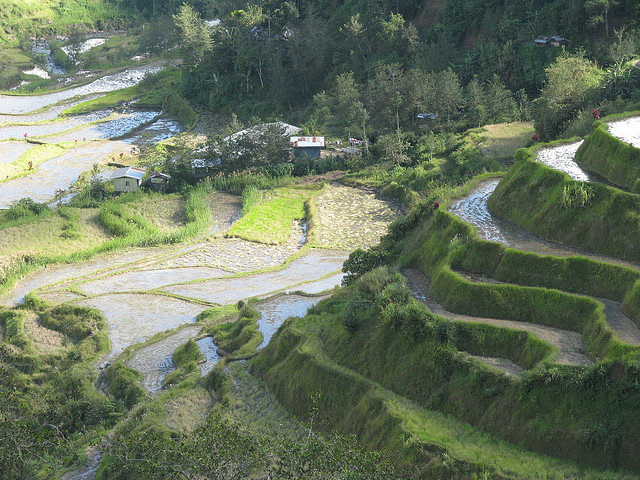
[
  {"left": 435, "top": 69, "right": 464, "bottom": 123},
  {"left": 332, "top": 72, "right": 370, "bottom": 154},
  {"left": 366, "top": 63, "right": 409, "bottom": 133},
  {"left": 173, "top": 3, "right": 213, "bottom": 65},
  {"left": 533, "top": 53, "right": 603, "bottom": 139},
  {"left": 211, "top": 123, "right": 291, "bottom": 173},
  {"left": 376, "top": 129, "right": 411, "bottom": 165}
]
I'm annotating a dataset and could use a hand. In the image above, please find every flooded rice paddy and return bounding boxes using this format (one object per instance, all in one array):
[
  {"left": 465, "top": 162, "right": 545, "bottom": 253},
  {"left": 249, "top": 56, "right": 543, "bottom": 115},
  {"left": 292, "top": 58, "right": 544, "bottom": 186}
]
[
  {"left": 535, "top": 141, "right": 590, "bottom": 181},
  {"left": 0, "top": 63, "right": 164, "bottom": 114},
  {"left": 607, "top": 117, "right": 640, "bottom": 148},
  {"left": 77, "top": 293, "right": 205, "bottom": 358},
  {"left": 444, "top": 139, "right": 640, "bottom": 365},
  {"left": 126, "top": 293, "right": 326, "bottom": 393}
]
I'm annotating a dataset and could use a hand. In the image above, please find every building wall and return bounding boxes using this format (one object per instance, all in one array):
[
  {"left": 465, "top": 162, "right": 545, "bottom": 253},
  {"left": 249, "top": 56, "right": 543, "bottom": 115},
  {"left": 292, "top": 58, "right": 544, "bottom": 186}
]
[
  {"left": 114, "top": 178, "right": 140, "bottom": 192},
  {"left": 293, "top": 147, "right": 322, "bottom": 160}
]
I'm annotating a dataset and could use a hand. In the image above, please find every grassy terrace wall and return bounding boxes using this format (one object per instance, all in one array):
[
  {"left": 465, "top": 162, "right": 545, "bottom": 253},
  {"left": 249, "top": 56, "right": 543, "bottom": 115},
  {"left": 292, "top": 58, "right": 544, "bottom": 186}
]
[
  {"left": 254, "top": 202, "right": 640, "bottom": 474},
  {"left": 408, "top": 211, "right": 640, "bottom": 360},
  {"left": 254, "top": 287, "right": 640, "bottom": 475},
  {"left": 575, "top": 124, "right": 640, "bottom": 191},
  {"left": 487, "top": 151, "right": 640, "bottom": 263},
  {"left": 453, "top": 239, "right": 640, "bottom": 328}
]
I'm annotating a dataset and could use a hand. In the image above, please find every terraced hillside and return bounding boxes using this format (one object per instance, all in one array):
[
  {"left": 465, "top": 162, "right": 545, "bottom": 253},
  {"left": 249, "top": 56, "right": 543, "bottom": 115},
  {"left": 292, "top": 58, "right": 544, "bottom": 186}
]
[{"left": 254, "top": 116, "right": 640, "bottom": 478}]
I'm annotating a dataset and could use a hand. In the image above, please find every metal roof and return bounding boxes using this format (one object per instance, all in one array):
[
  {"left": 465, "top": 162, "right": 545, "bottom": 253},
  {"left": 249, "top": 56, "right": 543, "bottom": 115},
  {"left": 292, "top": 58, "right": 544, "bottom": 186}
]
[
  {"left": 111, "top": 166, "right": 146, "bottom": 181},
  {"left": 290, "top": 136, "right": 325, "bottom": 148}
]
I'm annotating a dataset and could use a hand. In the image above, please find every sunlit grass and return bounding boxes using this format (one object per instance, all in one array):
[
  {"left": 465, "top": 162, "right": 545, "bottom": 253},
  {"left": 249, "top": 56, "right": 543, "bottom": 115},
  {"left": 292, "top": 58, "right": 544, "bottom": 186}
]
[
  {"left": 479, "top": 121, "right": 535, "bottom": 161},
  {"left": 0, "top": 142, "right": 70, "bottom": 182},
  {"left": 227, "top": 188, "right": 314, "bottom": 244}
]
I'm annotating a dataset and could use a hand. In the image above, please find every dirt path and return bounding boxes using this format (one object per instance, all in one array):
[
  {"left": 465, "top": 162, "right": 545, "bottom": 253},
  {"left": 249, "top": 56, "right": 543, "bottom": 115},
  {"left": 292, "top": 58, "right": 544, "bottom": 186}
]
[
  {"left": 468, "top": 355, "right": 524, "bottom": 377},
  {"left": 403, "top": 269, "right": 593, "bottom": 369},
  {"left": 598, "top": 298, "right": 640, "bottom": 346},
  {"left": 459, "top": 270, "right": 640, "bottom": 347}
]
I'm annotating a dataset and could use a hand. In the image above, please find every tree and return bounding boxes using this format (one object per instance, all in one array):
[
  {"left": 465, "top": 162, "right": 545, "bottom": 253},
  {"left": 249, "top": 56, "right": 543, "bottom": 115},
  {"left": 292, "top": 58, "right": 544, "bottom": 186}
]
[
  {"left": 173, "top": 3, "right": 213, "bottom": 65},
  {"left": 139, "top": 16, "right": 176, "bottom": 56},
  {"left": 332, "top": 72, "right": 370, "bottom": 154},
  {"left": 533, "top": 53, "right": 603, "bottom": 139},
  {"left": 585, "top": 0, "right": 618, "bottom": 37},
  {"left": 608, "top": 27, "right": 639, "bottom": 64},
  {"left": 377, "top": 13, "right": 419, "bottom": 63},
  {"left": 435, "top": 69, "right": 464, "bottom": 123},
  {"left": 211, "top": 123, "right": 291, "bottom": 173},
  {"left": 465, "top": 76, "right": 488, "bottom": 127},
  {"left": 376, "top": 129, "right": 410, "bottom": 166},
  {"left": 366, "top": 63, "right": 409, "bottom": 133}
]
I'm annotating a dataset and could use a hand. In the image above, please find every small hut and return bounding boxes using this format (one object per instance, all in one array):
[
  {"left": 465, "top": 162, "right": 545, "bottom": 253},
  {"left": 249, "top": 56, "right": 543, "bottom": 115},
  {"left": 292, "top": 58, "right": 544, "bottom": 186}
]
[
  {"left": 149, "top": 172, "right": 171, "bottom": 191},
  {"left": 111, "top": 167, "right": 146, "bottom": 192},
  {"left": 290, "top": 136, "right": 325, "bottom": 160}
]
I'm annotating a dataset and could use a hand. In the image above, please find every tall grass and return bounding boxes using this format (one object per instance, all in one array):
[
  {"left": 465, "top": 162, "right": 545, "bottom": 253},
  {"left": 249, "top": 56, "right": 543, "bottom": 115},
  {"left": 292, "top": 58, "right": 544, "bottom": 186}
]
[{"left": 241, "top": 185, "right": 263, "bottom": 215}]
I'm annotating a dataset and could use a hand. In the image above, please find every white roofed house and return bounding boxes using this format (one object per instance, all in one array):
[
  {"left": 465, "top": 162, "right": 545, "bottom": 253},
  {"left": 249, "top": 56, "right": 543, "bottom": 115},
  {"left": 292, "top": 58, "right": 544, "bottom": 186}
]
[
  {"left": 290, "top": 136, "right": 325, "bottom": 160},
  {"left": 111, "top": 166, "right": 146, "bottom": 192}
]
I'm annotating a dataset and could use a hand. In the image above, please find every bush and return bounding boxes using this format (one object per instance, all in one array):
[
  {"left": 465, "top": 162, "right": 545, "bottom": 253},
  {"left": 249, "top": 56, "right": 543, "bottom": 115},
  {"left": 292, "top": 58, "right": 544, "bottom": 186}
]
[
  {"left": 172, "top": 339, "right": 201, "bottom": 367},
  {"left": 39, "top": 304, "right": 106, "bottom": 342},
  {"left": 342, "top": 247, "right": 389, "bottom": 285},
  {"left": 5, "top": 198, "right": 49, "bottom": 220},
  {"left": 105, "top": 362, "right": 145, "bottom": 409}
]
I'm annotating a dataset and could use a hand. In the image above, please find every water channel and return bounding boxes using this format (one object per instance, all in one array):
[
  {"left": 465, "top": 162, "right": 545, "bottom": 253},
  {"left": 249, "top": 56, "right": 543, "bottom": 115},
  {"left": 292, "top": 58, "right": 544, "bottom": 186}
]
[{"left": 440, "top": 130, "right": 640, "bottom": 366}]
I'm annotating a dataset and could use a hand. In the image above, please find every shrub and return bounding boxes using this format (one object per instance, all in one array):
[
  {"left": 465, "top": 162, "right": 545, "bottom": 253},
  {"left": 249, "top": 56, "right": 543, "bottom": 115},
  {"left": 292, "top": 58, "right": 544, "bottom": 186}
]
[
  {"left": 342, "top": 248, "right": 389, "bottom": 286},
  {"left": 5, "top": 198, "right": 49, "bottom": 220},
  {"left": 39, "top": 304, "right": 106, "bottom": 342},
  {"left": 172, "top": 339, "right": 201, "bottom": 367},
  {"left": 105, "top": 362, "right": 145, "bottom": 409}
]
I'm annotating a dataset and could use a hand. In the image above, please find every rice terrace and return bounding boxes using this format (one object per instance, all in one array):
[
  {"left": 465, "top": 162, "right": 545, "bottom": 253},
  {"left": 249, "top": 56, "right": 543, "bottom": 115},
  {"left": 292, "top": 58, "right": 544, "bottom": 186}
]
[{"left": 3, "top": 0, "right": 640, "bottom": 479}]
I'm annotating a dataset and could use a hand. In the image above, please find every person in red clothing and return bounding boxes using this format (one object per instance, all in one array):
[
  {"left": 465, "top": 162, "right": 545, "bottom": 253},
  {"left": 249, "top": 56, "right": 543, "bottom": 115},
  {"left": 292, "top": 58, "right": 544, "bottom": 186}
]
[
  {"left": 433, "top": 201, "right": 440, "bottom": 210},
  {"left": 592, "top": 108, "right": 601, "bottom": 119}
]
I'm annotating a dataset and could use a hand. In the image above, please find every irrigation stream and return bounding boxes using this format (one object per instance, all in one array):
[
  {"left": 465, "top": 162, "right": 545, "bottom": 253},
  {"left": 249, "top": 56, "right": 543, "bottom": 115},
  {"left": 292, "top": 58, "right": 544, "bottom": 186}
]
[{"left": 408, "top": 129, "right": 640, "bottom": 376}]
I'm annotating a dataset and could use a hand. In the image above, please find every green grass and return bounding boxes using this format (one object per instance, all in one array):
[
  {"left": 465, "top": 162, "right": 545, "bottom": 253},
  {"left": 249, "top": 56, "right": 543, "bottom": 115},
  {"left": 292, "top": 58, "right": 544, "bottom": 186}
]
[
  {"left": 0, "top": 142, "right": 70, "bottom": 183},
  {"left": 0, "top": 0, "right": 133, "bottom": 42},
  {"left": 61, "top": 85, "right": 144, "bottom": 115},
  {"left": 478, "top": 121, "right": 535, "bottom": 161},
  {"left": 255, "top": 268, "right": 640, "bottom": 476},
  {"left": 488, "top": 149, "right": 640, "bottom": 263},
  {"left": 0, "top": 185, "right": 215, "bottom": 298},
  {"left": 226, "top": 187, "right": 315, "bottom": 245},
  {"left": 575, "top": 123, "right": 640, "bottom": 191}
]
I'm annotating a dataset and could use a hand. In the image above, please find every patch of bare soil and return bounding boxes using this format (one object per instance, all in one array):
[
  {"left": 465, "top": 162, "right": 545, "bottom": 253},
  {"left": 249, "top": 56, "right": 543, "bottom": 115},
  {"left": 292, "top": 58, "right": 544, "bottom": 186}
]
[
  {"left": 23, "top": 311, "right": 64, "bottom": 354},
  {"left": 468, "top": 354, "right": 524, "bottom": 377}
]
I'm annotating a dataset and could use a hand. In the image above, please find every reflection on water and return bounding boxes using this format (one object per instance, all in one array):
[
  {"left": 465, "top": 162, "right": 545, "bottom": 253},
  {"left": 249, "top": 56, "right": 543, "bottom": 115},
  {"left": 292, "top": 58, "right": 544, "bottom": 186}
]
[
  {"left": 126, "top": 326, "right": 201, "bottom": 392},
  {"left": 76, "top": 293, "right": 203, "bottom": 359},
  {"left": 197, "top": 337, "right": 220, "bottom": 375},
  {"left": 535, "top": 141, "right": 590, "bottom": 181},
  {"left": 608, "top": 117, "right": 640, "bottom": 148},
  {"left": 163, "top": 249, "right": 347, "bottom": 303},
  {"left": 32, "top": 40, "right": 65, "bottom": 75},
  {"left": 125, "top": 117, "right": 184, "bottom": 145},
  {"left": 62, "top": 38, "right": 106, "bottom": 58},
  {"left": 0, "top": 63, "right": 163, "bottom": 114},
  {"left": 256, "top": 294, "right": 324, "bottom": 348},
  {"left": 450, "top": 179, "right": 587, "bottom": 256}
]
